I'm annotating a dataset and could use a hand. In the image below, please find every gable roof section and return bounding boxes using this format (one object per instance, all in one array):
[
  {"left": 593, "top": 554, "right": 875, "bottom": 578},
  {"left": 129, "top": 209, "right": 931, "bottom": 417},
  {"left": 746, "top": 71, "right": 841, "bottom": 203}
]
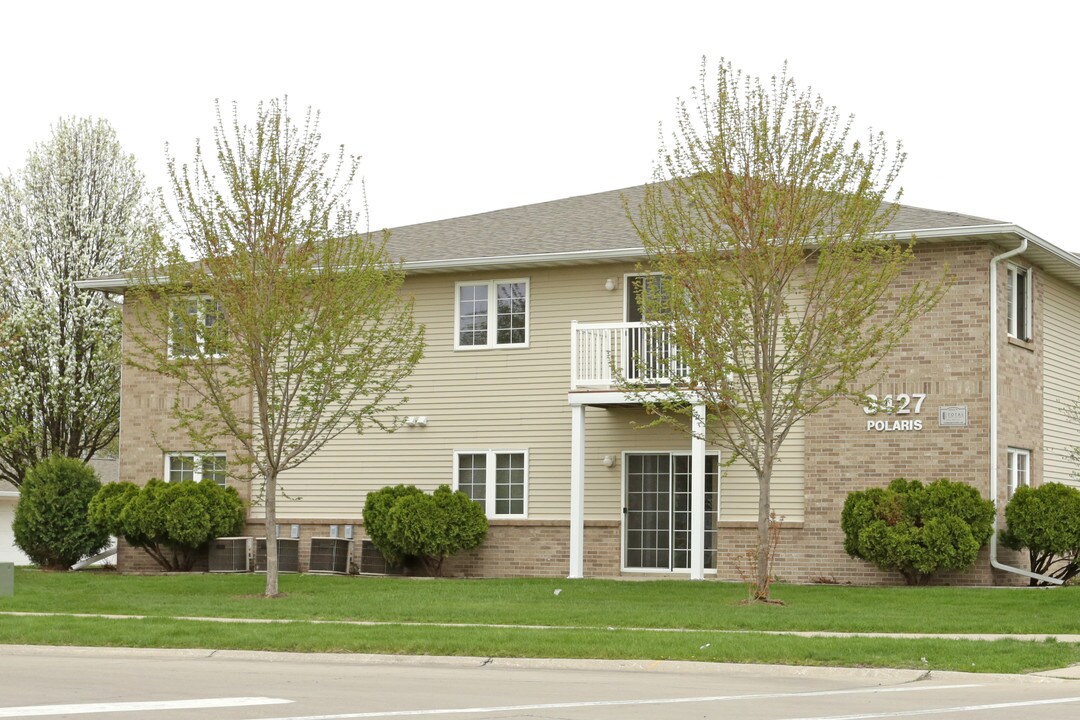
[
  {"left": 81, "top": 183, "right": 1080, "bottom": 289},
  {"left": 381, "top": 184, "right": 1005, "bottom": 267}
]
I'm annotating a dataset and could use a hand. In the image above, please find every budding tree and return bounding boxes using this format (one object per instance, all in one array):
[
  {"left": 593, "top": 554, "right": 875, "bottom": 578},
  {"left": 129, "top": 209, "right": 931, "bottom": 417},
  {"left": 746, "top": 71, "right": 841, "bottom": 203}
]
[
  {"left": 127, "top": 99, "right": 424, "bottom": 596},
  {"left": 627, "top": 59, "right": 945, "bottom": 601},
  {"left": 0, "top": 118, "right": 153, "bottom": 485}
]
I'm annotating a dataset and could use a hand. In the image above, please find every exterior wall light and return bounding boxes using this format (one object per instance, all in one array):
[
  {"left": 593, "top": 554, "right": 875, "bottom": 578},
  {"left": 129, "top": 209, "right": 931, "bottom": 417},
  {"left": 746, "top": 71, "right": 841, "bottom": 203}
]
[
  {"left": 604, "top": 278, "right": 617, "bottom": 291},
  {"left": 602, "top": 454, "right": 616, "bottom": 468}
]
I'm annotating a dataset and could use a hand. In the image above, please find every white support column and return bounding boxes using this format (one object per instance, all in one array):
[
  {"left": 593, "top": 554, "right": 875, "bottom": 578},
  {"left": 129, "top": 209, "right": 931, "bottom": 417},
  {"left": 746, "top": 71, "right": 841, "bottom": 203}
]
[
  {"left": 690, "top": 402, "right": 706, "bottom": 581},
  {"left": 569, "top": 402, "right": 586, "bottom": 579}
]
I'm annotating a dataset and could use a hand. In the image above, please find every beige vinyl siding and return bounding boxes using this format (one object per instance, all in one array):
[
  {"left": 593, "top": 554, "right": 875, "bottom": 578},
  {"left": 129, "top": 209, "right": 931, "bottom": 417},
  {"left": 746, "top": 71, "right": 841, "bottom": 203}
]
[
  {"left": 267, "top": 264, "right": 623, "bottom": 520},
  {"left": 264, "top": 263, "right": 804, "bottom": 522},
  {"left": 581, "top": 407, "right": 804, "bottom": 523},
  {"left": 717, "top": 420, "right": 804, "bottom": 522},
  {"left": 1042, "top": 272, "right": 1080, "bottom": 489}
]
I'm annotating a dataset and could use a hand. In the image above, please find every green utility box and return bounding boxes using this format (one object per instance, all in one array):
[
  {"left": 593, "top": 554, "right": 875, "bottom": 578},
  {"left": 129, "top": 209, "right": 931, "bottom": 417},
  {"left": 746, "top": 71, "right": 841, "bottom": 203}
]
[{"left": 0, "top": 562, "right": 12, "bottom": 596}]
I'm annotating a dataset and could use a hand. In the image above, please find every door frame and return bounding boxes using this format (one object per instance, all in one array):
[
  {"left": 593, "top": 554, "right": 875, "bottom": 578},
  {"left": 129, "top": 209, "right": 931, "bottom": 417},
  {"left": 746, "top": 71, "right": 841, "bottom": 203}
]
[{"left": 619, "top": 449, "right": 720, "bottom": 574}]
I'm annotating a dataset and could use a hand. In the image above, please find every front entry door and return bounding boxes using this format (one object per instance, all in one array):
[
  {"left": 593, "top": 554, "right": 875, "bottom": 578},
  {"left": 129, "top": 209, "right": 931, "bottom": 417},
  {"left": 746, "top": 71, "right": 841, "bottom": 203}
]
[{"left": 624, "top": 453, "right": 718, "bottom": 571}]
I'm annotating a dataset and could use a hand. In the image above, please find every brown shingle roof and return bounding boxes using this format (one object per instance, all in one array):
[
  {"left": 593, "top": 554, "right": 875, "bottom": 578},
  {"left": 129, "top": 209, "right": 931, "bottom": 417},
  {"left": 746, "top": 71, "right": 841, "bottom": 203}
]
[
  {"left": 77, "top": 185, "right": 1012, "bottom": 290},
  {"left": 382, "top": 184, "right": 1005, "bottom": 264}
]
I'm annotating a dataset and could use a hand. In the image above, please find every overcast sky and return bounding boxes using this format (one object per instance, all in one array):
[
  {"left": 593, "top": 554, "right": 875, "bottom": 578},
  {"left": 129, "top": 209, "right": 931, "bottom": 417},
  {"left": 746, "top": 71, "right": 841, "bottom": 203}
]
[{"left": 2, "top": 2, "right": 1076, "bottom": 250}]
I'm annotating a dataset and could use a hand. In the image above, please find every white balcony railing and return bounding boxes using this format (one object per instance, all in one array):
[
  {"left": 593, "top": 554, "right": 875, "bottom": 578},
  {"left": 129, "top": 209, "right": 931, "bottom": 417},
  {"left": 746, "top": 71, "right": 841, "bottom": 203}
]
[{"left": 570, "top": 321, "right": 688, "bottom": 390}]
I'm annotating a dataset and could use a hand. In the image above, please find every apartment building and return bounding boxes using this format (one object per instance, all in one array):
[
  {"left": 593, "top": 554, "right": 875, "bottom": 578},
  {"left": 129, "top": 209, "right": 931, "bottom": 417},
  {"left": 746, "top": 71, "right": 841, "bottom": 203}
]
[{"left": 79, "top": 185, "right": 1080, "bottom": 584}]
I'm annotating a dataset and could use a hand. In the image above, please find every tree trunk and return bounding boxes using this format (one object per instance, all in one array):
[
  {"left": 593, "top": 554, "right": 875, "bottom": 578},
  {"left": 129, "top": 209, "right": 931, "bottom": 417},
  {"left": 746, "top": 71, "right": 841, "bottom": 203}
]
[
  {"left": 755, "top": 456, "right": 773, "bottom": 601},
  {"left": 264, "top": 470, "right": 279, "bottom": 597}
]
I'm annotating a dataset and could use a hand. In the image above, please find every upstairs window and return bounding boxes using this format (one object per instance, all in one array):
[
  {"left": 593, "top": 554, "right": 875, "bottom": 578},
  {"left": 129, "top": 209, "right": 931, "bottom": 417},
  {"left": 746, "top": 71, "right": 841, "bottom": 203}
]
[
  {"left": 169, "top": 296, "right": 226, "bottom": 358},
  {"left": 1006, "top": 265, "right": 1031, "bottom": 341},
  {"left": 165, "top": 452, "right": 227, "bottom": 486},
  {"left": 455, "top": 280, "right": 529, "bottom": 349}
]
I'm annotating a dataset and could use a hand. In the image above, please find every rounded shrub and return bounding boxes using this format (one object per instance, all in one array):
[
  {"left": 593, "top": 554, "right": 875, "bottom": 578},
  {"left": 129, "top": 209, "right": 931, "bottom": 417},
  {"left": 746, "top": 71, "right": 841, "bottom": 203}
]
[
  {"left": 13, "top": 456, "right": 110, "bottom": 570},
  {"left": 841, "top": 477, "right": 995, "bottom": 585},
  {"left": 384, "top": 485, "right": 488, "bottom": 575},
  {"left": 96, "top": 478, "right": 244, "bottom": 571},
  {"left": 362, "top": 484, "right": 425, "bottom": 566},
  {"left": 1001, "top": 483, "right": 1080, "bottom": 585},
  {"left": 87, "top": 481, "right": 140, "bottom": 536},
  {"left": 363, "top": 484, "right": 488, "bottom": 575}
]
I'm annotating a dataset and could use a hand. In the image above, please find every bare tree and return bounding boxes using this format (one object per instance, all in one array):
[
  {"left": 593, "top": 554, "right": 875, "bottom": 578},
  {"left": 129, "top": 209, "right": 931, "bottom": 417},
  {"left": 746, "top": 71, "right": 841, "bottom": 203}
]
[
  {"left": 627, "top": 59, "right": 945, "bottom": 601},
  {"left": 128, "top": 99, "right": 424, "bottom": 596}
]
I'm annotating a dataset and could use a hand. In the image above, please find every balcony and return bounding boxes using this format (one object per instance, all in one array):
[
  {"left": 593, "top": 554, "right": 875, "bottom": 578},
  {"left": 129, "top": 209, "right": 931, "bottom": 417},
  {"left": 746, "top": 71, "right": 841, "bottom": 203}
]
[{"left": 570, "top": 321, "right": 688, "bottom": 390}]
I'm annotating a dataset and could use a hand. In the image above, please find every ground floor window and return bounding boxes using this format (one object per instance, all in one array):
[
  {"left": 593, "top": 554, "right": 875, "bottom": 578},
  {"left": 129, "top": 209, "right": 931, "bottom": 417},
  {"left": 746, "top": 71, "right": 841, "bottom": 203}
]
[
  {"left": 624, "top": 452, "right": 718, "bottom": 571},
  {"left": 165, "top": 452, "right": 227, "bottom": 486},
  {"left": 454, "top": 450, "right": 527, "bottom": 518},
  {"left": 1006, "top": 447, "right": 1031, "bottom": 499}
]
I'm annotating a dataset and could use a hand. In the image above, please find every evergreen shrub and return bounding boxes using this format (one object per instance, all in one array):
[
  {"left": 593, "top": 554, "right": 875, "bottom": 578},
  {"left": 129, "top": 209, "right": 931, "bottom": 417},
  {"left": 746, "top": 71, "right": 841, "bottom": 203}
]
[
  {"left": 89, "top": 478, "right": 244, "bottom": 571},
  {"left": 362, "top": 484, "right": 425, "bottom": 567},
  {"left": 364, "top": 484, "right": 488, "bottom": 575},
  {"left": 841, "top": 478, "right": 994, "bottom": 585},
  {"left": 13, "top": 456, "right": 110, "bottom": 570},
  {"left": 1001, "top": 483, "right": 1080, "bottom": 585}
]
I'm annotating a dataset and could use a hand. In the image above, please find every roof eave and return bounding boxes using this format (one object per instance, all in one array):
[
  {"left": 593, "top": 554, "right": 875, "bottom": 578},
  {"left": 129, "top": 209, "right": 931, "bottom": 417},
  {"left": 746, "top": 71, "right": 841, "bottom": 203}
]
[
  {"left": 74, "top": 276, "right": 130, "bottom": 292},
  {"left": 75, "top": 224, "right": 1080, "bottom": 290},
  {"left": 401, "top": 247, "right": 648, "bottom": 273}
]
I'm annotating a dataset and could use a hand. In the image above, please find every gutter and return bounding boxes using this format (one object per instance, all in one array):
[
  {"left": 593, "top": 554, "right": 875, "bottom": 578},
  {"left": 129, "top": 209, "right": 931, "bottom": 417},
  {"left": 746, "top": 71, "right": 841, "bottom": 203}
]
[
  {"left": 74, "top": 248, "right": 650, "bottom": 292},
  {"left": 988, "top": 237, "right": 1063, "bottom": 585},
  {"left": 400, "top": 246, "right": 647, "bottom": 271}
]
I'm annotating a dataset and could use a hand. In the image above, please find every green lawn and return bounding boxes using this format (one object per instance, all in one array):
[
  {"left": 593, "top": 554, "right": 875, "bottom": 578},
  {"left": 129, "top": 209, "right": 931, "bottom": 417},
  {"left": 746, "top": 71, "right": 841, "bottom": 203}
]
[{"left": 1, "top": 569, "right": 1078, "bottom": 674}]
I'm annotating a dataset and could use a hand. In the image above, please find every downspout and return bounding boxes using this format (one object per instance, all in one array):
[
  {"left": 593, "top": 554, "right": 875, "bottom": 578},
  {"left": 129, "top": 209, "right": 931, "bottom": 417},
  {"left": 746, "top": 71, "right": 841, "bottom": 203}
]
[{"left": 988, "top": 237, "right": 1062, "bottom": 585}]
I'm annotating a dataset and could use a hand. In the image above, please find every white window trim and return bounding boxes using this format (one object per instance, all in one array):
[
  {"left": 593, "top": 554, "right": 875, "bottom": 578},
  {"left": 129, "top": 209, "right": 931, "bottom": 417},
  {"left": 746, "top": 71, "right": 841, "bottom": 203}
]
[
  {"left": 453, "top": 279, "right": 530, "bottom": 350},
  {"left": 452, "top": 449, "right": 529, "bottom": 518},
  {"left": 1006, "top": 447, "right": 1031, "bottom": 499},
  {"left": 619, "top": 448, "right": 720, "bottom": 575},
  {"left": 164, "top": 452, "right": 228, "bottom": 486},
  {"left": 1006, "top": 264, "right": 1032, "bottom": 341},
  {"left": 168, "top": 295, "right": 225, "bottom": 360}
]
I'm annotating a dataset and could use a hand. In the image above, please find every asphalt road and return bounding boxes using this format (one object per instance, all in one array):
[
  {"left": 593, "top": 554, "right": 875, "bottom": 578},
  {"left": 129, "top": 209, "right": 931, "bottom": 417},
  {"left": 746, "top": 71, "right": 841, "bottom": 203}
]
[{"left": 2, "top": 645, "right": 1080, "bottom": 719}]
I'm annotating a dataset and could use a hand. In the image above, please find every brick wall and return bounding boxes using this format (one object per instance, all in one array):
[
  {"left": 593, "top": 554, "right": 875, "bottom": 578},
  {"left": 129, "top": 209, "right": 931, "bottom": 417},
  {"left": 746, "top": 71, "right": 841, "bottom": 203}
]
[
  {"left": 116, "top": 538, "right": 210, "bottom": 573},
  {"left": 119, "top": 297, "right": 252, "bottom": 506},
  {"left": 710, "top": 241, "right": 1038, "bottom": 586}
]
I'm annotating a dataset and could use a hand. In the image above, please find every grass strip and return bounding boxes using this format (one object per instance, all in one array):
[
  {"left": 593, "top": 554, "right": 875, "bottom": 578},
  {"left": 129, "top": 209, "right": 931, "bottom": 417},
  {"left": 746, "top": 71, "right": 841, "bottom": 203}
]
[
  {"left": 0, "top": 615, "right": 1077, "bottom": 675},
  {"left": 4, "top": 569, "right": 1080, "bottom": 635}
]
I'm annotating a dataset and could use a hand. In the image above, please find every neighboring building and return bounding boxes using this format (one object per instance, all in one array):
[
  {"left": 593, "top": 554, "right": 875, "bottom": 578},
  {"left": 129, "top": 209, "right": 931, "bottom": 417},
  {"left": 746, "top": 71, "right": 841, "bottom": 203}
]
[
  {"left": 78, "top": 185, "right": 1080, "bottom": 584},
  {"left": 0, "top": 480, "right": 29, "bottom": 565}
]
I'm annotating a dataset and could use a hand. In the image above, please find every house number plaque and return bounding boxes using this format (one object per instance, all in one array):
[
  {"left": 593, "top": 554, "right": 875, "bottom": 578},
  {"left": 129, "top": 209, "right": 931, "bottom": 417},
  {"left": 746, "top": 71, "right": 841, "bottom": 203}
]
[{"left": 862, "top": 393, "right": 927, "bottom": 432}]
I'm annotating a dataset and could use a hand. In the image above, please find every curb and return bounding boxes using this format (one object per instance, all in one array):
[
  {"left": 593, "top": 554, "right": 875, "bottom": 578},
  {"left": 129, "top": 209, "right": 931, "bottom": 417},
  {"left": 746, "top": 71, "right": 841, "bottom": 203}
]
[{"left": 2, "top": 643, "right": 1077, "bottom": 683}]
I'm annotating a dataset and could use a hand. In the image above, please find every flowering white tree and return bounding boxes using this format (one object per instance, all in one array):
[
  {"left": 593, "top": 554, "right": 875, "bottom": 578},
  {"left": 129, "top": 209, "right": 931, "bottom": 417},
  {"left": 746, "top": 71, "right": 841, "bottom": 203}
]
[{"left": 0, "top": 118, "right": 154, "bottom": 486}]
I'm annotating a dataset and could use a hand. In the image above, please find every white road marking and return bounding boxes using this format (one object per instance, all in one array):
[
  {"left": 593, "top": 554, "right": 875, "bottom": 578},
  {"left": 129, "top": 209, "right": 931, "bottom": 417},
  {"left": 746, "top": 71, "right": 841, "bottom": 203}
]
[
  {"left": 247, "top": 683, "right": 980, "bottom": 720},
  {"left": 782, "top": 694, "right": 1080, "bottom": 719},
  {"left": 0, "top": 696, "right": 292, "bottom": 717}
]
